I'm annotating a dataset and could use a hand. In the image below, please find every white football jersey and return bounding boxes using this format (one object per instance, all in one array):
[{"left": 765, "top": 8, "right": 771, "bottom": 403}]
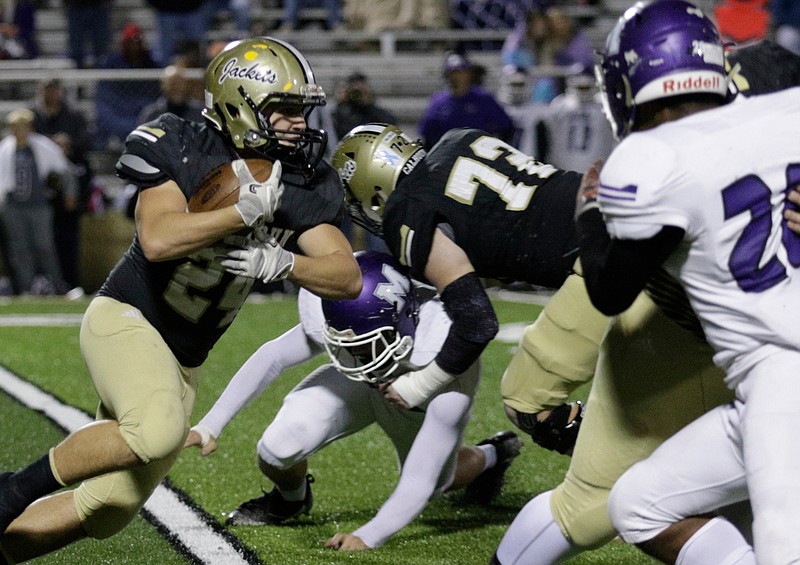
[
  {"left": 504, "top": 102, "right": 550, "bottom": 158},
  {"left": 544, "top": 92, "right": 616, "bottom": 173},
  {"left": 297, "top": 286, "right": 452, "bottom": 367},
  {"left": 599, "top": 87, "right": 800, "bottom": 385}
]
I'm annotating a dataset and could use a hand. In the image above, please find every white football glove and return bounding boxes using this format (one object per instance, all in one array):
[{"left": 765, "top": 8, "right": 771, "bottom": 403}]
[
  {"left": 233, "top": 159, "right": 283, "bottom": 227},
  {"left": 220, "top": 237, "right": 295, "bottom": 282}
]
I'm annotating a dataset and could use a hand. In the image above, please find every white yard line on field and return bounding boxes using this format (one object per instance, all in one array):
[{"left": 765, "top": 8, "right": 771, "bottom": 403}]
[
  {"left": 0, "top": 366, "right": 260, "bottom": 565},
  {"left": 0, "top": 314, "right": 84, "bottom": 326}
]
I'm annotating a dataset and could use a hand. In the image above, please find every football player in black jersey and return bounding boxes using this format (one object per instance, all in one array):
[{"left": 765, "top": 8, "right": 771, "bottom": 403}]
[
  {"left": 333, "top": 124, "right": 583, "bottom": 413},
  {"left": 0, "top": 37, "right": 360, "bottom": 562}
]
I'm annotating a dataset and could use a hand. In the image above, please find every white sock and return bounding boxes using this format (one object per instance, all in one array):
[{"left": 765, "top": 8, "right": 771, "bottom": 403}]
[
  {"left": 495, "top": 490, "right": 580, "bottom": 564},
  {"left": 676, "top": 517, "right": 755, "bottom": 565},
  {"left": 477, "top": 444, "right": 497, "bottom": 471}
]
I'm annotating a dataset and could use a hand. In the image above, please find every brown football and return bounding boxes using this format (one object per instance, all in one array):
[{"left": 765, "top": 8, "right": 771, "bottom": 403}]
[{"left": 187, "top": 159, "right": 273, "bottom": 213}]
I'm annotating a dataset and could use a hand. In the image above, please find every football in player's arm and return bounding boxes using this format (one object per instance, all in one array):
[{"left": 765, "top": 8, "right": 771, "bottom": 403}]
[
  {"left": 0, "top": 37, "right": 360, "bottom": 563},
  {"left": 185, "top": 251, "right": 523, "bottom": 550}
]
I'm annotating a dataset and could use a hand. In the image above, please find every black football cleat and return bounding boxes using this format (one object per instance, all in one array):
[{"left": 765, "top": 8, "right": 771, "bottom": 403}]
[
  {"left": 464, "top": 431, "right": 523, "bottom": 505},
  {"left": 226, "top": 474, "right": 314, "bottom": 526}
]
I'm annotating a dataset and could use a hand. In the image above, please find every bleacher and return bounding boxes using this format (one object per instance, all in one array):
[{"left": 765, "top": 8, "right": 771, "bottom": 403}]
[
  {"left": 5, "top": 1, "right": 622, "bottom": 165},
  {"left": 0, "top": 1, "right": 626, "bottom": 290},
  {"left": 2, "top": 0, "right": 638, "bottom": 182}
]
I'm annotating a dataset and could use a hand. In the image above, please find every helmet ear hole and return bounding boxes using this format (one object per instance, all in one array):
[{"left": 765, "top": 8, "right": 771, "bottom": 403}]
[
  {"left": 225, "top": 103, "right": 240, "bottom": 119},
  {"left": 370, "top": 191, "right": 382, "bottom": 211}
]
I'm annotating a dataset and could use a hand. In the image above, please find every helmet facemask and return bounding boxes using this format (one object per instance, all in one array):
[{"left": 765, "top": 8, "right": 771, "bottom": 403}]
[
  {"left": 321, "top": 250, "right": 418, "bottom": 385},
  {"left": 323, "top": 323, "right": 414, "bottom": 384}
]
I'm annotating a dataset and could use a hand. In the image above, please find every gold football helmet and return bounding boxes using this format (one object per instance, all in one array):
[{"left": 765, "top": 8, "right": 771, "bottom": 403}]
[
  {"left": 331, "top": 123, "right": 426, "bottom": 236},
  {"left": 204, "top": 37, "right": 327, "bottom": 177}
]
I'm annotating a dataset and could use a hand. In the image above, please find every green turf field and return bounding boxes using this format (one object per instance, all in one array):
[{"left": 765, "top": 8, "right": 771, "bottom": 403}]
[{"left": 0, "top": 296, "right": 657, "bottom": 564}]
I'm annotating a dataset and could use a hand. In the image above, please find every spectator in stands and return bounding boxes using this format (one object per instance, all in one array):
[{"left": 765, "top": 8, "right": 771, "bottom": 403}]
[
  {"left": 281, "top": 0, "right": 342, "bottom": 31},
  {"left": 332, "top": 71, "right": 397, "bottom": 139},
  {"left": 714, "top": 0, "right": 769, "bottom": 45},
  {"left": 0, "top": 109, "right": 73, "bottom": 295},
  {"left": 0, "top": 0, "right": 38, "bottom": 60},
  {"left": 138, "top": 64, "right": 204, "bottom": 124},
  {"left": 63, "top": 0, "right": 112, "bottom": 68},
  {"left": 771, "top": 0, "right": 800, "bottom": 55},
  {"left": 206, "top": 0, "right": 251, "bottom": 33},
  {"left": 50, "top": 132, "right": 90, "bottom": 297},
  {"left": 418, "top": 51, "right": 514, "bottom": 150},
  {"left": 32, "top": 78, "right": 92, "bottom": 159},
  {"left": 497, "top": 65, "right": 549, "bottom": 158},
  {"left": 145, "top": 0, "right": 210, "bottom": 66},
  {"left": 502, "top": 8, "right": 553, "bottom": 102},
  {"left": 345, "top": 0, "right": 448, "bottom": 33},
  {"left": 547, "top": 7, "right": 593, "bottom": 69},
  {"left": 94, "top": 23, "right": 161, "bottom": 150},
  {"left": 502, "top": 7, "right": 593, "bottom": 103},
  {"left": 170, "top": 40, "right": 207, "bottom": 104}
]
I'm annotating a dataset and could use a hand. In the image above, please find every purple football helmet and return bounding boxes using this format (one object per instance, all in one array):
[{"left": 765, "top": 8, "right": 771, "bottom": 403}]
[
  {"left": 596, "top": 0, "right": 729, "bottom": 139},
  {"left": 322, "top": 251, "right": 418, "bottom": 384}
]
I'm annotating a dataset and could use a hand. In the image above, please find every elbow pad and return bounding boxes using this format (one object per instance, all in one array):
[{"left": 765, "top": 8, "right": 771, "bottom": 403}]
[{"left": 436, "top": 272, "right": 498, "bottom": 374}]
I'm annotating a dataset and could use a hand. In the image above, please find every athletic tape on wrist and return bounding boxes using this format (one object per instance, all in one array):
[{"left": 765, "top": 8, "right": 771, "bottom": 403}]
[{"left": 391, "top": 361, "right": 456, "bottom": 408}]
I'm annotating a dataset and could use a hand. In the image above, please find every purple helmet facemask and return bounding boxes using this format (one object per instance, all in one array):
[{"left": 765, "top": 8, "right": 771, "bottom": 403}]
[
  {"left": 322, "top": 251, "right": 418, "bottom": 384},
  {"left": 596, "top": 0, "right": 729, "bottom": 140}
]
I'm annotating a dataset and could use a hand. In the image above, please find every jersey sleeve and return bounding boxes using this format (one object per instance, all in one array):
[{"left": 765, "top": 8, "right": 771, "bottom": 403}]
[
  {"left": 115, "top": 114, "right": 190, "bottom": 190},
  {"left": 599, "top": 134, "right": 691, "bottom": 240},
  {"left": 383, "top": 197, "right": 439, "bottom": 282},
  {"left": 196, "top": 324, "right": 322, "bottom": 438},
  {"left": 298, "top": 288, "right": 325, "bottom": 347}
]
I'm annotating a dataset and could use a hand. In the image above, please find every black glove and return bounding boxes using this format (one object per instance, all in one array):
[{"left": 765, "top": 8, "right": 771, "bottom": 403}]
[{"left": 515, "top": 401, "right": 585, "bottom": 455}]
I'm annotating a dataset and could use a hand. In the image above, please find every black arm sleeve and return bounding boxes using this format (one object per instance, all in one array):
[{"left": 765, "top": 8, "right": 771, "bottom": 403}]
[
  {"left": 577, "top": 208, "right": 685, "bottom": 316},
  {"left": 434, "top": 272, "right": 499, "bottom": 375}
]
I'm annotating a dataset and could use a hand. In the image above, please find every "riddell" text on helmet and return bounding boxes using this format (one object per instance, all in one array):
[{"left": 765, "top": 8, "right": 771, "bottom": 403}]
[{"left": 662, "top": 75, "right": 720, "bottom": 93}]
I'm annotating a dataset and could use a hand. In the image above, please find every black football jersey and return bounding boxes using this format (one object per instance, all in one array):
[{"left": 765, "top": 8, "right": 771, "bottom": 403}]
[
  {"left": 382, "top": 128, "right": 581, "bottom": 288},
  {"left": 101, "top": 113, "right": 345, "bottom": 367},
  {"left": 727, "top": 40, "right": 800, "bottom": 97}
]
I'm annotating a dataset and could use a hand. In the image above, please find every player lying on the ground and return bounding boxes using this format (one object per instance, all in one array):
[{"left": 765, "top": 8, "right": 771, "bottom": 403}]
[{"left": 185, "top": 251, "right": 522, "bottom": 550}]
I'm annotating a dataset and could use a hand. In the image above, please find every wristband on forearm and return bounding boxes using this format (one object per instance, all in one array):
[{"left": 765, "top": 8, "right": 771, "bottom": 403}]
[{"left": 192, "top": 424, "right": 216, "bottom": 447}]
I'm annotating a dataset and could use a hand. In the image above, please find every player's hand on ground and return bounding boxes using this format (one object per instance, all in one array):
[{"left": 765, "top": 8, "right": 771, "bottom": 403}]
[
  {"left": 785, "top": 184, "right": 800, "bottom": 234},
  {"left": 183, "top": 425, "right": 218, "bottom": 456},
  {"left": 219, "top": 237, "right": 295, "bottom": 282},
  {"left": 378, "top": 381, "right": 412, "bottom": 410},
  {"left": 233, "top": 159, "right": 283, "bottom": 227},
  {"left": 324, "top": 533, "right": 370, "bottom": 551},
  {"left": 575, "top": 160, "right": 603, "bottom": 220}
]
